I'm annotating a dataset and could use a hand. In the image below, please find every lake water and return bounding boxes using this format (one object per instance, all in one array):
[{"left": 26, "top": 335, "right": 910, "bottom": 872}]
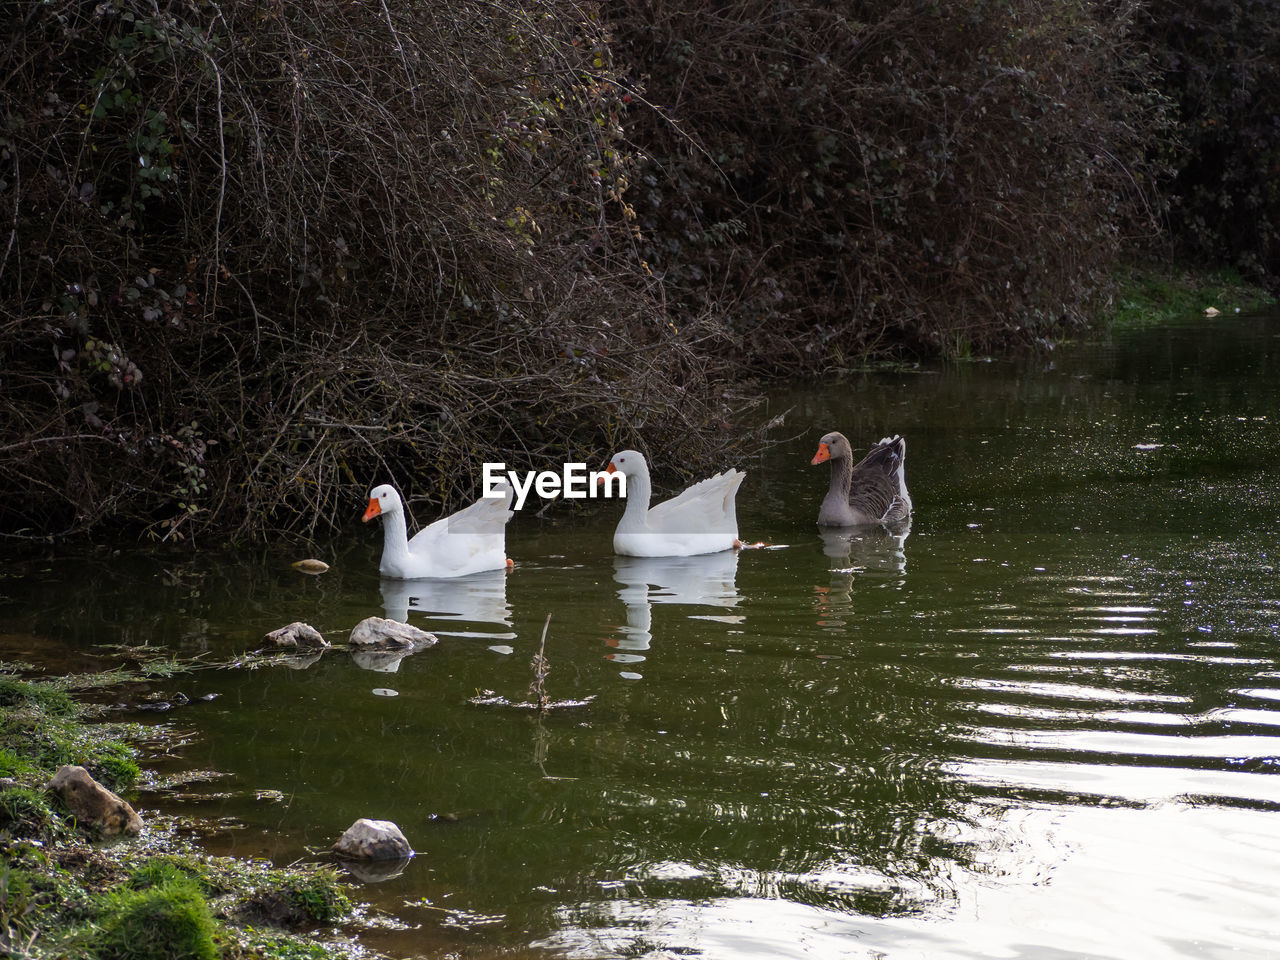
[{"left": 3, "top": 312, "right": 1280, "bottom": 959}]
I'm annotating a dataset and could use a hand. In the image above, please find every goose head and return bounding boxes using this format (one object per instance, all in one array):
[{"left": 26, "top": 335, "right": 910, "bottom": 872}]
[
  {"left": 362, "top": 484, "right": 404, "bottom": 522},
  {"left": 810, "top": 432, "right": 851, "bottom": 465},
  {"left": 603, "top": 450, "right": 650, "bottom": 480}
]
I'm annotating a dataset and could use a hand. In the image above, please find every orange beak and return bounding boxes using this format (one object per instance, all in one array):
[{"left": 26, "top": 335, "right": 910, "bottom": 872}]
[
  {"left": 597, "top": 462, "right": 617, "bottom": 485},
  {"left": 361, "top": 498, "right": 381, "bottom": 522},
  {"left": 810, "top": 442, "right": 830, "bottom": 466}
]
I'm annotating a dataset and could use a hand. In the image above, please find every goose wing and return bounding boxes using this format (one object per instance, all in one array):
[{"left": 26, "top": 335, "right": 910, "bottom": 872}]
[
  {"left": 647, "top": 469, "right": 745, "bottom": 533},
  {"left": 408, "top": 485, "right": 513, "bottom": 549},
  {"left": 847, "top": 437, "right": 907, "bottom": 522}
]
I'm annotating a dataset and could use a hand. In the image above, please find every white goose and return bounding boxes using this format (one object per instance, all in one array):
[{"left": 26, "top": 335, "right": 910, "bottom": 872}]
[
  {"left": 362, "top": 482, "right": 514, "bottom": 579},
  {"left": 603, "top": 449, "right": 745, "bottom": 557}
]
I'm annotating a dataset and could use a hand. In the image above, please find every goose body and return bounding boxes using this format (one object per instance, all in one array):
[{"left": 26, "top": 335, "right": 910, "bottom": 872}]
[
  {"left": 811, "top": 433, "right": 912, "bottom": 527},
  {"left": 362, "top": 482, "right": 514, "bottom": 579},
  {"left": 604, "top": 450, "right": 744, "bottom": 557}
]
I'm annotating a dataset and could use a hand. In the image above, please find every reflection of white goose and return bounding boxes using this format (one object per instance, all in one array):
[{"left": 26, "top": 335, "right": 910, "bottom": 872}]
[
  {"left": 609, "top": 552, "right": 743, "bottom": 653},
  {"left": 380, "top": 569, "right": 514, "bottom": 641}
]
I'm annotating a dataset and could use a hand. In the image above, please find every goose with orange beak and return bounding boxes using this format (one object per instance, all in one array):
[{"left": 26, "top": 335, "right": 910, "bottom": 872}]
[
  {"left": 600, "top": 449, "right": 745, "bottom": 557},
  {"left": 811, "top": 433, "right": 911, "bottom": 526},
  {"left": 362, "top": 481, "right": 514, "bottom": 579}
]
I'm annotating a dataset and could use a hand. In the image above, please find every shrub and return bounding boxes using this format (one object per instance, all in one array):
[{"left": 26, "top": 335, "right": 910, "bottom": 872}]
[{"left": 0, "top": 0, "right": 753, "bottom": 540}]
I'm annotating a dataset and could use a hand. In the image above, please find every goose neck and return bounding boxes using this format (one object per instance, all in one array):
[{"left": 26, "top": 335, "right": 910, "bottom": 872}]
[
  {"left": 617, "top": 466, "right": 653, "bottom": 531},
  {"left": 828, "top": 453, "right": 853, "bottom": 497},
  {"left": 379, "top": 507, "right": 411, "bottom": 565}
]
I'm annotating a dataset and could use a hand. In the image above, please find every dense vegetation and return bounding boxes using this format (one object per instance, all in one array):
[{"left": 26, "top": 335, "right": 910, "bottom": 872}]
[
  {"left": 1141, "top": 0, "right": 1280, "bottom": 280},
  {"left": 609, "top": 0, "right": 1164, "bottom": 363},
  {"left": 1, "top": 0, "right": 1276, "bottom": 539}
]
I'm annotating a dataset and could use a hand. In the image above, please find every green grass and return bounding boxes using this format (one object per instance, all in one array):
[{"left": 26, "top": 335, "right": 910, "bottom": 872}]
[
  {"left": 94, "top": 879, "right": 220, "bottom": 960},
  {"left": 272, "top": 869, "right": 352, "bottom": 924},
  {"left": 0, "top": 787, "right": 64, "bottom": 840},
  {"left": 233, "top": 930, "right": 343, "bottom": 960},
  {"left": 128, "top": 858, "right": 213, "bottom": 894},
  {"left": 0, "top": 677, "right": 77, "bottom": 717},
  {"left": 0, "top": 677, "right": 141, "bottom": 793}
]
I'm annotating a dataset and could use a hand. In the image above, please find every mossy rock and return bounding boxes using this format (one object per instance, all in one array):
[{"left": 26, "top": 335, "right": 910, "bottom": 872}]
[
  {"left": 95, "top": 879, "right": 219, "bottom": 960},
  {"left": 234, "top": 867, "right": 352, "bottom": 927}
]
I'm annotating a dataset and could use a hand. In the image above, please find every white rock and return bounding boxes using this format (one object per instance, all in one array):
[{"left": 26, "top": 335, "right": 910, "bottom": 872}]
[
  {"left": 348, "top": 617, "right": 437, "bottom": 650},
  {"left": 263, "top": 621, "right": 329, "bottom": 649},
  {"left": 332, "top": 817, "right": 413, "bottom": 860}
]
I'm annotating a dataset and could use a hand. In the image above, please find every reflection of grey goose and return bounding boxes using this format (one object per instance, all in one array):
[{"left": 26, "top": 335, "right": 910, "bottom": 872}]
[
  {"left": 811, "top": 433, "right": 912, "bottom": 527},
  {"left": 603, "top": 449, "right": 745, "bottom": 557}
]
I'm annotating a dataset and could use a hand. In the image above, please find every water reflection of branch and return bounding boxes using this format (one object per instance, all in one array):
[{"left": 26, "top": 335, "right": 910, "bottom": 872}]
[
  {"left": 532, "top": 714, "right": 552, "bottom": 779},
  {"left": 528, "top": 614, "right": 577, "bottom": 780},
  {"left": 531, "top": 717, "right": 578, "bottom": 782}
]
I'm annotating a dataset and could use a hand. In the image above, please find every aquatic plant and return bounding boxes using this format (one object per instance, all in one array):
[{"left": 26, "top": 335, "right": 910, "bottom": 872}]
[{"left": 530, "top": 614, "right": 553, "bottom": 713}]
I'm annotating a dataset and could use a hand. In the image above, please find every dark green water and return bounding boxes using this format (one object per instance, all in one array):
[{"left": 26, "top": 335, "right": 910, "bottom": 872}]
[{"left": 4, "top": 313, "right": 1280, "bottom": 959}]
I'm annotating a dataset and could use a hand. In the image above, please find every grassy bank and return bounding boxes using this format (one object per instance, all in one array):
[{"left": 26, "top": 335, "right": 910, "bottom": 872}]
[
  {"left": 1107, "top": 261, "right": 1277, "bottom": 331},
  {"left": 0, "top": 675, "right": 371, "bottom": 960}
]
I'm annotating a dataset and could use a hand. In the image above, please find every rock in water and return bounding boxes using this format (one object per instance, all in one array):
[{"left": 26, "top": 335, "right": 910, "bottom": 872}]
[
  {"left": 263, "top": 621, "right": 329, "bottom": 649},
  {"left": 348, "top": 617, "right": 437, "bottom": 650},
  {"left": 45, "top": 765, "right": 143, "bottom": 836},
  {"left": 331, "top": 818, "right": 413, "bottom": 860}
]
